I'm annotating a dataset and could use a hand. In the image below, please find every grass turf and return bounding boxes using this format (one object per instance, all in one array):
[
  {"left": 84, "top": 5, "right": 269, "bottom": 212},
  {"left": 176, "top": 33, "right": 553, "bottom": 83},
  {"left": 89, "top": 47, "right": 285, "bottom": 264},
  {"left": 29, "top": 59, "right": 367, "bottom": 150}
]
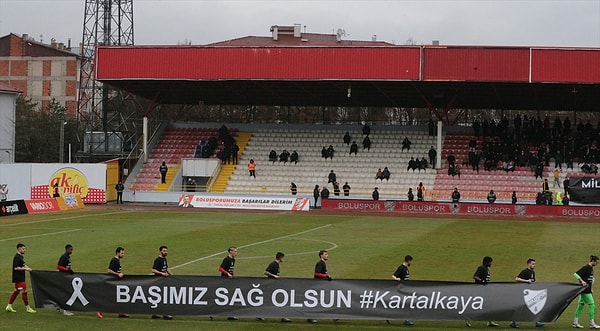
[{"left": 0, "top": 208, "right": 598, "bottom": 330}]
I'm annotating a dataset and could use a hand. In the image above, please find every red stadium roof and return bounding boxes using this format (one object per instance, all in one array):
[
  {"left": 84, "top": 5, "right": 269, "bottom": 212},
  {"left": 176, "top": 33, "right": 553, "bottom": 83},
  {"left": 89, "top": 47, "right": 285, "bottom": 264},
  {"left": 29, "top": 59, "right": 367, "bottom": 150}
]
[{"left": 95, "top": 43, "right": 600, "bottom": 111}]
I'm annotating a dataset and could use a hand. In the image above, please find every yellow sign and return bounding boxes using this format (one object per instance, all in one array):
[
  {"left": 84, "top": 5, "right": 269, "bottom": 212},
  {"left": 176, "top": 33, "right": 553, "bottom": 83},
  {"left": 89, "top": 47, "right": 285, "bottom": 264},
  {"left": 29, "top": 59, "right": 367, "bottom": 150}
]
[{"left": 48, "top": 168, "right": 89, "bottom": 198}]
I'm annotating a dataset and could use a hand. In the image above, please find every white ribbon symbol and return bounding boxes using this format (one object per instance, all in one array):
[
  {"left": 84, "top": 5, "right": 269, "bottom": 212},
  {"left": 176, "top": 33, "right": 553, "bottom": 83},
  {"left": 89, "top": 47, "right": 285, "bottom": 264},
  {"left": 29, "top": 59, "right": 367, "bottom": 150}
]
[{"left": 66, "top": 277, "right": 89, "bottom": 306}]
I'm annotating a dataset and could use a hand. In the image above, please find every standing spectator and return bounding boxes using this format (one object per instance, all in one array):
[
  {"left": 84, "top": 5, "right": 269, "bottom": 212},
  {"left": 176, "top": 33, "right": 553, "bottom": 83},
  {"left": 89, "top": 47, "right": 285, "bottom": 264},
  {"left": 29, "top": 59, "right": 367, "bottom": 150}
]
[
  {"left": 248, "top": 159, "right": 256, "bottom": 178},
  {"left": 151, "top": 246, "right": 173, "bottom": 320},
  {"left": 428, "top": 146, "right": 437, "bottom": 169},
  {"left": 563, "top": 193, "right": 570, "bottom": 205},
  {"left": 231, "top": 143, "right": 239, "bottom": 165},
  {"left": 52, "top": 182, "right": 60, "bottom": 198},
  {"left": 362, "top": 135, "right": 371, "bottom": 151},
  {"left": 321, "top": 187, "right": 330, "bottom": 199},
  {"left": 416, "top": 182, "right": 425, "bottom": 202},
  {"left": 115, "top": 181, "right": 124, "bottom": 204},
  {"left": 309, "top": 250, "right": 332, "bottom": 323},
  {"left": 407, "top": 187, "right": 414, "bottom": 201},
  {"left": 392, "top": 255, "right": 415, "bottom": 326},
  {"left": 553, "top": 168, "right": 561, "bottom": 188},
  {"left": 333, "top": 182, "right": 340, "bottom": 196},
  {"left": 471, "top": 256, "right": 498, "bottom": 327},
  {"left": 362, "top": 123, "right": 370, "bottom": 136},
  {"left": 264, "top": 252, "right": 291, "bottom": 323},
  {"left": 290, "top": 182, "right": 297, "bottom": 195},
  {"left": 564, "top": 178, "right": 570, "bottom": 195},
  {"left": 510, "top": 259, "right": 544, "bottom": 328},
  {"left": 313, "top": 185, "right": 320, "bottom": 208},
  {"left": 429, "top": 118, "right": 435, "bottom": 136},
  {"left": 102, "top": 247, "right": 129, "bottom": 318},
  {"left": 159, "top": 161, "right": 168, "bottom": 184},
  {"left": 381, "top": 167, "right": 391, "bottom": 181},
  {"left": 487, "top": 190, "right": 497, "bottom": 203},
  {"left": 328, "top": 170, "right": 337, "bottom": 184},
  {"left": 573, "top": 255, "right": 600, "bottom": 329},
  {"left": 401, "top": 137, "right": 411, "bottom": 152},
  {"left": 342, "top": 182, "right": 351, "bottom": 196},
  {"left": 5, "top": 243, "right": 35, "bottom": 313},
  {"left": 372, "top": 187, "right": 379, "bottom": 201},
  {"left": 349, "top": 141, "right": 358, "bottom": 155},
  {"left": 0, "top": 184, "right": 8, "bottom": 201},
  {"left": 451, "top": 187, "right": 461, "bottom": 203},
  {"left": 511, "top": 191, "right": 518, "bottom": 204},
  {"left": 343, "top": 131, "right": 351, "bottom": 145},
  {"left": 56, "top": 244, "right": 74, "bottom": 316}
]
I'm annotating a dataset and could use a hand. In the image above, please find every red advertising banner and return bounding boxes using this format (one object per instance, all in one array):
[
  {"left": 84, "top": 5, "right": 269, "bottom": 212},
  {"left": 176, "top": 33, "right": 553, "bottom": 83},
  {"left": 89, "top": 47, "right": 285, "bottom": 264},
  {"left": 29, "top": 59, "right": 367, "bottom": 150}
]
[{"left": 24, "top": 198, "right": 61, "bottom": 213}]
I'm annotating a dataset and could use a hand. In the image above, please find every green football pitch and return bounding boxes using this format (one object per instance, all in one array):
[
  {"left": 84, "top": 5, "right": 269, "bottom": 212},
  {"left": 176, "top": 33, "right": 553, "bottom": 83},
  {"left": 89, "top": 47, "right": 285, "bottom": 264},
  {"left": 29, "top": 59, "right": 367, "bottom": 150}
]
[{"left": 0, "top": 207, "right": 598, "bottom": 330}]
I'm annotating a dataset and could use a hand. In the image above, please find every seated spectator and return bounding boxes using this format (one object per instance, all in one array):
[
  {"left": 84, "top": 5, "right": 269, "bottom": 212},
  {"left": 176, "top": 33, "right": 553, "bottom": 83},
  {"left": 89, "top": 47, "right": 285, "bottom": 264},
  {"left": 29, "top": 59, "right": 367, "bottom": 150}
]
[
  {"left": 290, "top": 182, "right": 297, "bottom": 195},
  {"left": 362, "top": 123, "right": 371, "bottom": 136},
  {"left": 290, "top": 151, "right": 299, "bottom": 164},
  {"left": 327, "top": 145, "right": 335, "bottom": 159},
  {"left": 407, "top": 157, "right": 417, "bottom": 172},
  {"left": 401, "top": 137, "right": 411, "bottom": 152},
  {"left": 487, "top": 190, "right": 497, "bottom": 203},
  {"left": 419, "top": 157, "right": 428, "bottom": 171},
  {"left": 375, "top": 168, "right": 383, "bottom": 180},
  {"left": 448, "top": 163, "right": 456, "bottom": 176},
  {"left": 343, "top": 131, "right": 351, "bottom": 145},
  {"left": 333, "top": 182, "right": 340, "bottom": 196},
  {"left": 407, "top": 188, "right": 414, "bottom": 201},
  {"left": 269, "top": 150, "right": 277, "bottom": 163},
  {"left": 321, "top": 187, "right": 330, "bottom": 199},
  {"left": 454, "top": 164, "right": 461, "bottom": 178},
  {"left": 328, "top": 170, "right": 337, "bottom": 184},
  {"left": 451, "top": 187, "right": 461, "bottom": 203},
  {"left": 504, "top": 160, "right": 515, "bottom": 172},
  {"left": 279, "top": 150, "right": 290, "bottom": 164},
  {"left": 381, "top": 167, "right": 390, "bottom": 181},
  {"left": 321, "top": 146, "right": 328, "bottom": 159},
  {"left": 349, "top": 141, "right": 358, "bottom": 155},
  {"left": 534, "top": 162, "right": 544, "bottom": 179},
  {"left": 535, "top": 192, "right": 544, "bottom": 205},
  {"left": 415, "top": 158, "right": 422, "bottom": 172},
  {"left": 363, "top": 136, "right": 371, "bottom": 151},
  {"left": 447, "top": 152, "right": 456, "bottom": 167},
  {"left": 372, "top": 187, "right": 379, "bottom": 201}
]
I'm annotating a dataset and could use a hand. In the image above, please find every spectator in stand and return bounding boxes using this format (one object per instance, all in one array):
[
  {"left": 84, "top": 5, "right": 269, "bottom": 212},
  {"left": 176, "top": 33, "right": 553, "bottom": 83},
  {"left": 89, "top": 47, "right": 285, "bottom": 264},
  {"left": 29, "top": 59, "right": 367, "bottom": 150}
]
[
  {"left": 487, "top": 190, "right": 497, "bottom": 203},
  {"left": 416, "top": 182, "right": 425, "bottom": 202},
  {"left": 401, "top": 137, "right": 411, "bottom": 152},
  {"left": 349, "top": 141, "right": 358, "bottom": 155},
  {"left": 375, "top": 168, "right": 383, "bottom": 181},
  {"left": 321, "top": 146, "right": 328, "bottom": 159},
  {"left": 415, "top": 158, "right": 422, "bottom": 172},
  {"left": 159, "top": 162, "right": 168, "bottom": 184},
  {"left": 512, "top": 191, "right": 518, "bottom": 204},
  {"left": 428, "top": 146, "right": 437, "bottom": 169},
  {"left": 290, "top": 182, "right": 297, "bottom": 195},
  {"left": 327, "top": 145, "right": 335, "bottom": 159},
  {"left": 321, "top": 186, "right": 330, "bottom": 199},
  {"left": 505, "top": 160, "right": 515, "bottom": 172},
  {"left": 269, "top": 150, "right": 277, "bottom": 163},
  {"left": 407, "top": 157, "right": 417, "bottom": 172},
  {"left": 542, "top": 178, "right": 550, "bottom": 193},
  {"left": 472, "top": 153, "right": 480, "bottom": 172},
  {"left": 279, "top": 150, "right": 290, "bottom": 164},
  {"left": 448, "top": 163, "right": 456, "bottom": 176},
  {"left": 362, "top": 123, "right": 371, "bottom": 136},
  {"left": 372, "top": 187, "right": 379, "bottom": 201},
  {"left": 313, "top": 185, "right": 320, "bottom": 208},
  {"left": 248, "top": 159, "right": 256, "bottom": 178},
  {"left": 454, "top": 164, "right": 461, "bottom": 178},
  {"left": 564, "top": 178, "right": 570, "bottom": 195},
  {"left": 343, "top": 131, "right": 351, "bottom": 145},
  {"left": 451, "top": 187, "right": 461, "bottom": 203},
  {"left": 231, "top": 143, "right": 239, "bottom": 165},
  {"left": 382, "top": 167, "right": 391, "bottom": 181},
  {"left": 363, "top": 135, "right": 371, "bottom": 151},
  {"left": 534, "top": 162, "right": 544, "bottom": 179},
  {"left": 407, "top": 188, "right": 414, "bottom": 201},
  {"left": 419, "top": 157, "right": 428, "bottom": 172},
  {"left": 447, "top": 152, "right": 456, "bottom": 167},
  {"left": 563, "top": 193, "right": 570, "bottom": 205},
  {"left": 342, "top": 182, "right": 351, "bottom": 196},
  {"left": 553, "top": 168, "right": 561, "bottom": 187},
  {"left": 328, "top": 170, "right": 337, "bottom": 184},
  {"left": 333, "top": 182, "right": 340, "bottom": 196},
  {"left": 290, "top": 151, "right": 299, "bottom": 164}
]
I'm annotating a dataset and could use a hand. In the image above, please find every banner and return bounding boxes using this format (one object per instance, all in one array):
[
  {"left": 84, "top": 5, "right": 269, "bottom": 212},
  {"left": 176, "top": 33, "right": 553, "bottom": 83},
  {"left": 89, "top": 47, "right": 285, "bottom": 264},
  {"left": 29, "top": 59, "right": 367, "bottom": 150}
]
[
  {"left": 24, "top": 198, "right": 62, "bottom": 213},
  {"left": 31, "top": 271, "right": 583, "bottom": 322},
  {"left": 568, "top": 177, "right": 600, "bottom": 203},
  {"left": 178, "top": 194, "right": 310, "bottom": 211},
  {"left": 0, "top": 199, "right": 28, "bottom": 217}
]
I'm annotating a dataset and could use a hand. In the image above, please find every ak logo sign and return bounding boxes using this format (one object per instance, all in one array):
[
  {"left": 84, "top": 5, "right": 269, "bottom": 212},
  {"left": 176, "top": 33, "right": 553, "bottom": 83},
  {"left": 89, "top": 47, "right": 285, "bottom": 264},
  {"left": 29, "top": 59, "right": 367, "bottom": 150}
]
[{"left": 48, "top": 168, "right": 89, "bottom": 198}]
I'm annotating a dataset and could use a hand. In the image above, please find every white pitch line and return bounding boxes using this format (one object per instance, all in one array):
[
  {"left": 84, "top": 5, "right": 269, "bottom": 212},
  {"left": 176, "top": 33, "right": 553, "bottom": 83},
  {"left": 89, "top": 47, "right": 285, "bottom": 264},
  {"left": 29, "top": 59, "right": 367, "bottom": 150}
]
[
  {"left": 171, "top": 224, "right": 332, "bottom": 270},
  {"left": 0, "top": 211, "right": 131, "bottom": 227},
  {"left": 0, "top": 229, "right": 81, "bottom": 242}
]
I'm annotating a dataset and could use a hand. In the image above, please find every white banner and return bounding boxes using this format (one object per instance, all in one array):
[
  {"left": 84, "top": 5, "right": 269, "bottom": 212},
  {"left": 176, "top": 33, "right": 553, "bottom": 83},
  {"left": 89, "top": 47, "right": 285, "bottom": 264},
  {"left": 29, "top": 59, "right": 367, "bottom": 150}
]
[{"left": 178, "top": 194, "right": 310, "bottom": 211}]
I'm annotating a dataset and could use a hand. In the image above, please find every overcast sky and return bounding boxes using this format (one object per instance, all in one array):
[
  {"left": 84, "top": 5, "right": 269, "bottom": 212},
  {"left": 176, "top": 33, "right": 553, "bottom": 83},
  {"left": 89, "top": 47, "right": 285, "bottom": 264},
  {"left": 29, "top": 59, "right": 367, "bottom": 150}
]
[{"left": 1, "top": 0, "right": 599, "bottom": 47}]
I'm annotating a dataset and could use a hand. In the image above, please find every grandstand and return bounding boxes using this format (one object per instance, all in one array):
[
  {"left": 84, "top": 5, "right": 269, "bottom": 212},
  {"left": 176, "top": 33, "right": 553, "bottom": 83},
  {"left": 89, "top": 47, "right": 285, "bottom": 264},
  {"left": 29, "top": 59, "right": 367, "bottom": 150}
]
[{"left": 125, "top": 123, "right": 581, "bottom": 203}]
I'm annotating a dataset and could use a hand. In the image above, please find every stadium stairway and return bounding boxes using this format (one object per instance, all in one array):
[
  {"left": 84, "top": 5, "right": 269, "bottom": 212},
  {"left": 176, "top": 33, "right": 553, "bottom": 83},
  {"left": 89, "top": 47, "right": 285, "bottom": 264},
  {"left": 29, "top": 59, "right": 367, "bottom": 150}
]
[{"left": 210, "top": 132, "right": 252, "bottom": 193}]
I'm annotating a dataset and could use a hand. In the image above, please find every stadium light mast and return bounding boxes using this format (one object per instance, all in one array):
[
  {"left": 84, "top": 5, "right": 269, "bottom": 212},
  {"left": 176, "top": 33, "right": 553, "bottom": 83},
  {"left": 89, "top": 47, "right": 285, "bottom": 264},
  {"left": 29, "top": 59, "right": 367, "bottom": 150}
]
[{"left": 77, "top": 0, "right": 134, "bottom": 160}]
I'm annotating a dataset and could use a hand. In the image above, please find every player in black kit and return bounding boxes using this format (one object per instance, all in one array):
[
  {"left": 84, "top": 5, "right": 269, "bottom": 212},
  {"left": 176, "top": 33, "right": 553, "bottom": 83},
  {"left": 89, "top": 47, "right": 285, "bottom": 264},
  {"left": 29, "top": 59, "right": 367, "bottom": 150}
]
[
  {"left": 510, "top": 258, "right": 544, "bottom": 328},
  {"left": 392, "top": 255, "right": 414, "bottom": 326},
  {"left": 264, "top": 252, "right": 291, "bottom": 323},
  {"left": 151, "top": 245, "right": 172, "bottom": 320}
]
